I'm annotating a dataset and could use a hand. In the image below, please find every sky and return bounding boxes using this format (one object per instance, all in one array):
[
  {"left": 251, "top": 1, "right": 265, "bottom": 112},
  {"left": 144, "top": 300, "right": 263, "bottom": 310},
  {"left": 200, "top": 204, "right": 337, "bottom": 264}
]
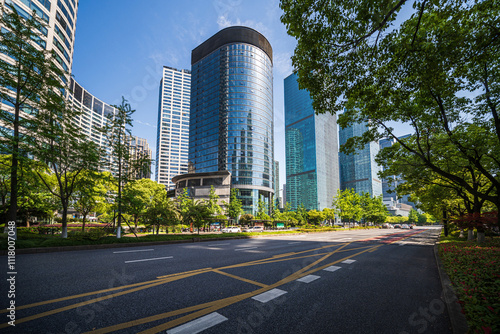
[{"left": 71, "top": 0, "right": 296, "bottom": 187}]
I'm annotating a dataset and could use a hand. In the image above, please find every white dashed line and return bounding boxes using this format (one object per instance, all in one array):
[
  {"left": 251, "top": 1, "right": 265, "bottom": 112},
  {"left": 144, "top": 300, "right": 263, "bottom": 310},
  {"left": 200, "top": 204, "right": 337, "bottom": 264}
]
[
  {"left": 124, "top": 256, "right": 173, "bottom": 263},
  {"left": 342, "top": 259, "right": 356, "bottom": 264},
  {"left": 252, "top": 289, "right": 287, "bottom": 303},
  {"left": 297, "top": 275, "right": 321, "bottom": 283},
  {"left": 113, "top": 249, "right": 154, "bottom": 254},
  {"left": 235, "top": 247, "right": 258, "bottom": 251},
  {"left": 207, "top": 243, "right": 230, "bottom": 247},
  {"left": 167, "top": 312, "right": 228, "bottom": 334},
  {"left": 323, "top": 265, "right": 342, "bottom": 272},
  {"left": 287, "top": 242, "right": 301, "bottom": 244}
]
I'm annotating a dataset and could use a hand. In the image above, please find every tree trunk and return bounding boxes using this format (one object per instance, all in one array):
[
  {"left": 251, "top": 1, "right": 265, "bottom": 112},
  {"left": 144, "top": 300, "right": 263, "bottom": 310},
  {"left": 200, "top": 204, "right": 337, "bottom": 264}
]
[
  {"left": 477, "top": 231, "right": 485, "bottom": 244},
  {"left": 467, "top": 228, "right": 474, "bottom": 241},
  {"left": 81, "top": 214, "right": 87, "bottom": 232},
  {"left": 134, "top": 216, "right": 138, "bottom": 233},
  {"left": 61, "top": 205, "right": 68, "bottom": 238}
]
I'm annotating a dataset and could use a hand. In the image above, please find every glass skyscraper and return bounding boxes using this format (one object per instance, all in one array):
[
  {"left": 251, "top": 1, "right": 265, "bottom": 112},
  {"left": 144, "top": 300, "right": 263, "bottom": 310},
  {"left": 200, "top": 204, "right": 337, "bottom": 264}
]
[
  {"left": 284, "top": 73, "right": 340, "bottom": 210},
  {"left": 339, "top": 120, "right": 382, "bottom": 197},
  {"left": 155, "top": 66, "right": 191, "bottom": 188},
  {"left": 189, "top": 26, "right": 274, "bottom": 214}
]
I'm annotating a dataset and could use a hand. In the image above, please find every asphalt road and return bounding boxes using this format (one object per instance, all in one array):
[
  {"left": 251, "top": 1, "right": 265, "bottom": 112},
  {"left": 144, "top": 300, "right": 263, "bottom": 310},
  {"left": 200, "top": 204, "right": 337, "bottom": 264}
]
[{"left": 1, "top": 227, "right": 452, "bottom": 333}]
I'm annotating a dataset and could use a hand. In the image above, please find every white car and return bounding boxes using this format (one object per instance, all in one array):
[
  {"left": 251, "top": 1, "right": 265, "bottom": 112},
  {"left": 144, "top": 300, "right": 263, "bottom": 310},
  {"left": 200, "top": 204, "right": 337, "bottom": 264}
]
[
  {"left": 244, "top": 226, "right": 264, "bottom": 232},
  {"left": 221, "top": 226, "right": 241, "bottom": 233}
]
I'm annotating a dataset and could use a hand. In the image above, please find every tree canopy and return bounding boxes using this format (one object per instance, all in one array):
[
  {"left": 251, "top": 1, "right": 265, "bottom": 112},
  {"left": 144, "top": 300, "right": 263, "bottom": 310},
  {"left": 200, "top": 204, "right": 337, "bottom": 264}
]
[{"left": 280, "top": 0, "right": 500, "bottom": 214}]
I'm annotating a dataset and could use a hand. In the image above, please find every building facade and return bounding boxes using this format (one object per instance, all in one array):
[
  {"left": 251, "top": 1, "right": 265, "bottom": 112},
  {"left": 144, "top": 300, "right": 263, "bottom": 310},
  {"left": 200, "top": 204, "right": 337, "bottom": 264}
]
[
  {"left": 284, "top": 73, "right": 340, "bottom": 210},
  {"left": 172, "top": 171, "right": 231, "bottom": 208},
  {"left": 339, "top": 120, "right": 382, "bottom": 197},
  {"left": 379, "top": 135, "right": 415, "bottom": 213},
  {"left": 1, "top": 0, "right": 78, "bottom": 127},
  {"left": 155, "top": 66, "right": 191, "bottom": 188},
  {"left": 189, "top": 26, "right": 274, "bottom": 215},
  {"left": 68, "top": 79, "right": 151, "bottom": 178}
]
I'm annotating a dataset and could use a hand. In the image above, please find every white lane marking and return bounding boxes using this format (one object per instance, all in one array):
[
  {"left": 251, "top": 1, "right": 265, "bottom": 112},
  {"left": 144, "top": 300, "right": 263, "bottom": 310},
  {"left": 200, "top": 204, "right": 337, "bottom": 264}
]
[
  {"left": 113, "top": 249, "right": 154, "bottom": 254},
  {"left": 252, "top": 288, "right": 287, "bottom": 303},
  {"left": 207, "top": 243, "right": 230, "bottom": 247},
  {"left": 342, "top": 259, "right": 356, "bottom": 264},
  {"left": 288, "top": 242, "right": 301, "bottom": 244},
  {"left": 323, "top": 266, "right": 342, "bottom": 272},
  {"left": 124, "top": 256, "right": 173, "bottom": 263},
  {"left": 297, "top": 275, "right": 321, "bottom": 283},
  {"left": 167, "top": 312, "right": 228, "bottom": 334},
  {"left": 235, "top": 247, "right": 258, "bottom": 251}
]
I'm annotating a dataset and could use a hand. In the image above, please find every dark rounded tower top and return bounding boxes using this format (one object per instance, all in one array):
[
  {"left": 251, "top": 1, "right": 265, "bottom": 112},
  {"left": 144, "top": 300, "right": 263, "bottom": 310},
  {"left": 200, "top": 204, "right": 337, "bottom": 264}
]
[{"left": 191, "top": 26, "right": 273, "bottom": 65}]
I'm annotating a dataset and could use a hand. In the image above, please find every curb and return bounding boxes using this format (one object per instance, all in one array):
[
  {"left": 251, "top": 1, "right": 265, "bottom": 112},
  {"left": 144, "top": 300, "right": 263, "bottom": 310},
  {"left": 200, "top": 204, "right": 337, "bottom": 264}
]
[{"left": 433, "top": 240, "right": 469, "bottom": 334}]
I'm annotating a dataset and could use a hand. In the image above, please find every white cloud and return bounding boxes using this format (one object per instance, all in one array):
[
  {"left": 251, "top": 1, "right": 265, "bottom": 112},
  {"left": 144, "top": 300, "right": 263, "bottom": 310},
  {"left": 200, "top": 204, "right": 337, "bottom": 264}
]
[
  {"left": 273, "top": 52, "right": 293, "bottom": 77},
  {"left": 135, "top": 119, "right": 157, "bottom": 128}
]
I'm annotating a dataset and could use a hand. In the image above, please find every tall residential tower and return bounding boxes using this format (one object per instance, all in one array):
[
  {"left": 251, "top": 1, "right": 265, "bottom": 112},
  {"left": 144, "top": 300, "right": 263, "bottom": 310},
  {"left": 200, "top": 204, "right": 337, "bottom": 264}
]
[
  {"left": 189, "top": 26, "right": 274, "bottom": 214},
  {"left": 284, "top": 73, "right": 340, "bottom": 210},
  {"left": 155, "top": 66, "right": 191, "bottom": 188}
]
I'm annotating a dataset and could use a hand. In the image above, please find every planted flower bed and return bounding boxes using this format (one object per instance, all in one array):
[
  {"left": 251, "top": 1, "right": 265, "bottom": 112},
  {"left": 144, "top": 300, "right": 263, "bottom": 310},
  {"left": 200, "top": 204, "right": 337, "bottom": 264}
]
[{"left": 439, "top": 240, "right": 500, "bottom": 333}]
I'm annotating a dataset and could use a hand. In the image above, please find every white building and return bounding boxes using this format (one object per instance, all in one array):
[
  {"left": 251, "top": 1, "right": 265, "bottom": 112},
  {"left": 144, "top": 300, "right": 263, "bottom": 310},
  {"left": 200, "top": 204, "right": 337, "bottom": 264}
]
[{"left": 155, "top": 66, "right": 191, "bottom": 188}]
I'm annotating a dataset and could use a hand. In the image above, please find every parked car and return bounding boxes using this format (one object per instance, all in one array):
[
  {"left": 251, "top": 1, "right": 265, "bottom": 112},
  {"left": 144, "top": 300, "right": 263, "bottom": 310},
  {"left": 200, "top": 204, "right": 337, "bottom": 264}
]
[
  {"left": 381, "top": 223, "right": 391, "bottom": 229},
  {"left": 244, "top": 226, "right": 264, "bottom": 232},
  {"left": 221, "top": 226, "right": 241, "bottom": 233},
  {"left": 401, "top": 224, "right": 410, "bottom": 229},
  {"left": 394, "top": 224, "right": 401, "bottom": 228}
]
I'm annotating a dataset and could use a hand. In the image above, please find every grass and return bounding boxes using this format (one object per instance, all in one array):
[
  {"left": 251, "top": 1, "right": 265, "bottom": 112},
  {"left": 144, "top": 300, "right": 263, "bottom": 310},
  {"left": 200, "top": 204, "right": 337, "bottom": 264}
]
[{"left": 438, "top": 229, "right": 500, "bottom": 333}]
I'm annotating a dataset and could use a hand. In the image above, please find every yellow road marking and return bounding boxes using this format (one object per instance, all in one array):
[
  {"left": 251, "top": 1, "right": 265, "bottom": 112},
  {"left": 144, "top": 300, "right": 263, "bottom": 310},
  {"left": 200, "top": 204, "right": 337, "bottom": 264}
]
[
  {"left": 3, "top": 237, "right": 396, "bottom": 331},
  {"left": 212, "top": 269, "right": 268, "bottom": 288},
  {"left": 0, "top": 270, "right": 209, "bottom": 329}
]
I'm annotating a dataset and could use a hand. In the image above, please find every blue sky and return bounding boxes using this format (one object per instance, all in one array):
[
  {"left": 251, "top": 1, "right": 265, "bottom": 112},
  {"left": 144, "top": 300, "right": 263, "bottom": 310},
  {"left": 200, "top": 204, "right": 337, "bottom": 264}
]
[{"left": 71, "top": 0, "right": 296, "bottom": 186}]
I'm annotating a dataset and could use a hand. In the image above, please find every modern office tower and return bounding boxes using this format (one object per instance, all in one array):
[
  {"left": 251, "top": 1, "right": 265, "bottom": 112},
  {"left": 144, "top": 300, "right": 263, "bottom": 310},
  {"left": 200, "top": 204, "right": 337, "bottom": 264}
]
[
  {"left": 189, "top": 26, "right": 274, "bottom": 215},
  {"left": 155, "top": 66, "right": 191, "bottom": 188},
  {"left": 273, "top": 160, "right": 281, "bottom": 207},
  {"left": 339, "top": 120, "right": 383, "bottom": 197},
  {"left": 379, "top": 135, "right": 415, "bottom": 211},
  {"left": 284, "top": 73, "right": 340, "bottom": 211}
]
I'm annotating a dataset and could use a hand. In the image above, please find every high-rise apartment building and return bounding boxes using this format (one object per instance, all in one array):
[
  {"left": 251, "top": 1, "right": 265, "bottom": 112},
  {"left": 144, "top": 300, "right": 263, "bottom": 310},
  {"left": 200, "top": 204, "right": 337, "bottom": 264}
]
[
  {"left": 189, "top": 26, "right": 274, "bottom": 214},
  {"left": 1, "top": 0, "right": 78, "bottom": 115},
  {"left": 284, "top": 73, "right": 340, "bottom": 210},
  {"left": 339, "top": 120, "right": 382, "bottom": 197},
  {"left": 68, "top": 79, "right": 151, "bottom": 178},
  {"left": 155, "top": 66, "right": 191, "bottom": 188}
]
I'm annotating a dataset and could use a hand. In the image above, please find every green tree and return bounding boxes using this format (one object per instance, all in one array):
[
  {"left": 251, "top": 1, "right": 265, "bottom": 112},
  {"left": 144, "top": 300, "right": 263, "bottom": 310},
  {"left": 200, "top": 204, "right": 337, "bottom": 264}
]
[
  {"left": 72, "top": 171, "right": 114, "bottom": 232},
  {"left": 182, "top": 200, "right": 211, "bottom": 235},
  {"left": 0, "top": 3, "right": 67, "bottom": 226},
  {"left": 207, "top": 186, "right": 224, "bottom": 217},
  {"left": 144, "top": 189, "right": 179, "bottom": 234},
  {"left": 99, "top": 97, "right": 151, "bottom": 238},
  {"left": 227, "top": 188, "right": 243, "bottom": 223},
  {"left": 332, "top": 189, "right": 362, "bottom": 226},
  {"left": 280, "top": 0, "right": 500, "bottom": 212},
  {"left": 307, "top": 210, "right": 325, "bottom": 225},
  {"left": 256, "top": 198, "right": 270, "bottom": 220},
  {"left": 408, "top": 209, "right": 419, "bottom": 225},
  {"left": 360, "top": 193, "right": 388, "bottom": 225},
  {"left": 122, "top": 178, "right": 164, "bottom": 233},
  {"left": 239, "top": 213, "right": 254, "bottom": 225},
  {"left": 295, "top": 203, "right": 308, "bottom": 224},
  {"left": 322, "top": 208, "right": 336, "bottom": 226}
]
